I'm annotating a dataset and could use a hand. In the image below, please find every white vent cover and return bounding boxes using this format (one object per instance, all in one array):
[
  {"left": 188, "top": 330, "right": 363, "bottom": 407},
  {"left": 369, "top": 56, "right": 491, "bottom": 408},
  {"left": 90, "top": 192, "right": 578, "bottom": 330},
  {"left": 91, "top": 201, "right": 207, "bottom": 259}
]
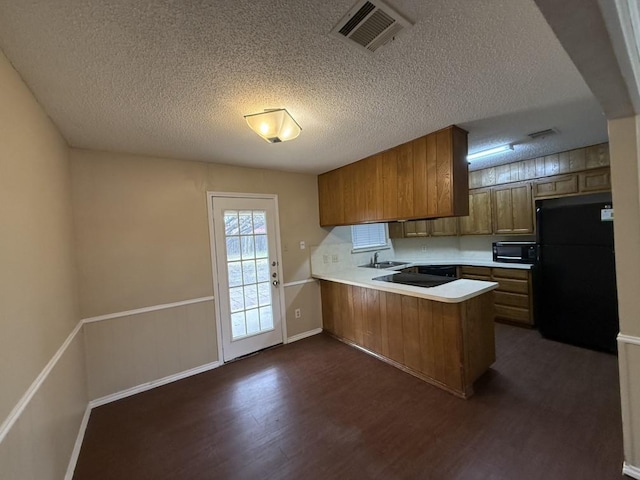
[{"left": 331, "top": 0, "right": 413, "bottom": 53}]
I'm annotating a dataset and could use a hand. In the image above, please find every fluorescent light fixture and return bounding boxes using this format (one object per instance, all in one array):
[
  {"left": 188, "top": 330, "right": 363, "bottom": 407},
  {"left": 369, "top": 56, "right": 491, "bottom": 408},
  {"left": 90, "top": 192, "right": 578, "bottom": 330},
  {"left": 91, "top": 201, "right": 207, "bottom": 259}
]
[
  {"left": 467, "top": 144, "right": 514, "bottom": 161},
  {"left": 244, "top": 108, "right": 301, "bottom": 143}
]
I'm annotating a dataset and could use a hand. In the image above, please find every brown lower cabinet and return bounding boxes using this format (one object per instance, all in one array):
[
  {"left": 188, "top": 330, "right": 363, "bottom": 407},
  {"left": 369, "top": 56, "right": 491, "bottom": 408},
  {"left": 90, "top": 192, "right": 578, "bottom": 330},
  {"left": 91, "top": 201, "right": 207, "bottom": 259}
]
[
  {"left": 459, "top": 266, "right": 534, "bottom": 327},
  {"left": 319, "top": 280, "right": 496, "bottom": 398}
]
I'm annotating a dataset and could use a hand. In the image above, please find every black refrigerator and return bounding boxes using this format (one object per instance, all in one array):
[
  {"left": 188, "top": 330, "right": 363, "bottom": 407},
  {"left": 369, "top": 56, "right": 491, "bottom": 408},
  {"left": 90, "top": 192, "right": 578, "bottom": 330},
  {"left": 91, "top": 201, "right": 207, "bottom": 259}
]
[{"left": 533, "top": 193, "right": 619, "bottom": 353}]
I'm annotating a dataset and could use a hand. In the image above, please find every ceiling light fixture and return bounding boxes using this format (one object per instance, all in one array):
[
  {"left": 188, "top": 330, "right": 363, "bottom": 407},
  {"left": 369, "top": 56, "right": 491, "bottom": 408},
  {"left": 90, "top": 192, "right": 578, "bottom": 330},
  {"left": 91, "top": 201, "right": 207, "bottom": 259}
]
[
  {"left": 244, "top": 108, "right": 301, "bottom": 143},
  {"left": 467, "top": 144, "right": 514, "bottom": 161}
]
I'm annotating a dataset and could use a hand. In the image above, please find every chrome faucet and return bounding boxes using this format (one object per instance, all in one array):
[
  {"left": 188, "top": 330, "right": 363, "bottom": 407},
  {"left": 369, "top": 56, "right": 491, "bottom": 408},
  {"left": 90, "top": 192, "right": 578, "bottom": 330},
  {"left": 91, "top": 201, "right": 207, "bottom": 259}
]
[{"left": 373, "top": 252, "right": 379, "bottom": 265}]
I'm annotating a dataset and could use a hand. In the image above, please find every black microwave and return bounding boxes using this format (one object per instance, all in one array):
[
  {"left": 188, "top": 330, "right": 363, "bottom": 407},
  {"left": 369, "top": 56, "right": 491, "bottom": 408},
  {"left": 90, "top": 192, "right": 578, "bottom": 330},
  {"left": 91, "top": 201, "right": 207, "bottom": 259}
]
[{"left": 492, "top": 241, "right": 537, "bottom": 264}]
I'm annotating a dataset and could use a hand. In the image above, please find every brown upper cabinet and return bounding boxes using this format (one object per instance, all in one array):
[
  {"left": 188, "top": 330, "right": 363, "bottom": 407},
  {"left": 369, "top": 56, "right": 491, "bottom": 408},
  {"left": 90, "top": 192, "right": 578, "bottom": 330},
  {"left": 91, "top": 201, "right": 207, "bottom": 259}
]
[
  {"left": 532, "top": 167, "right": 611, "bottom": 199},
  {"left": 318, "top": 126, "right": 469, "bottom": 227},
  {"left": 459, "top": 189, "right": 493, "bottom": 235},
  {"left": 390, "top": 216, "right": 458, "bottom": 238},
  {"left": 492, "top": 183, "right": 534, "bottom": 235}
]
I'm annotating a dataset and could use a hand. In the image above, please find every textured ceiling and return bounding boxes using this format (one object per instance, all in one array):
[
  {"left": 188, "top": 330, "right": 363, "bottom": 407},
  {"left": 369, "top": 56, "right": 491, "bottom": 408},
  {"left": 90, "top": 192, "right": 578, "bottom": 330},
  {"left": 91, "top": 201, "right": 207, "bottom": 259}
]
[{"left": 0, "top": 0, "right": 608, "bottom": 173}]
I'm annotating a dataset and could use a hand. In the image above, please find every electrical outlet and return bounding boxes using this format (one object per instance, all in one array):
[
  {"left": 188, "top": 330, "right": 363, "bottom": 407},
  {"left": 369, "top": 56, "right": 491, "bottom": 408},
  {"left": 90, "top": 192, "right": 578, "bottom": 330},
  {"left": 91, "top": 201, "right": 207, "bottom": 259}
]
[
  {"left": 332, "top": 254, "right": 339, "bottom": 263},
  {"left": 421, "top": 245, "right": 428, "bottom": 252},
  {"left": 295, "top": 308, "right": 301, "bottom": 319},
  {"left": 323, "top": 254, "right": 329, "bottom": 264},
  {"left": 299, "top": 241, "right": 305, "bottom": 250}
]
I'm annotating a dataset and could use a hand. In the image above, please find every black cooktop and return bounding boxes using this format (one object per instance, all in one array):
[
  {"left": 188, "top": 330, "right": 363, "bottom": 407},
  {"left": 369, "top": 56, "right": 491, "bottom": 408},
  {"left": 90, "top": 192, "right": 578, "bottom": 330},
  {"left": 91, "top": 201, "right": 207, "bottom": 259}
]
[{"left": 372, "top": 273, "right": 457, "bottom": 288}]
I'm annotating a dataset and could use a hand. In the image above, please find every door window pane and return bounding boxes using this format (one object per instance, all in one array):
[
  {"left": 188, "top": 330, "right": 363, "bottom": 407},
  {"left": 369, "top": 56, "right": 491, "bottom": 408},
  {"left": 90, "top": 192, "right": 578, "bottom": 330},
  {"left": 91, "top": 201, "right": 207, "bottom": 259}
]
[
  {"left": 226, "top": 237, "right": 241, "bottom": 262},
  {"left": 239, "top": 211, "right": 253, "bottom": 234},
  {"left": 224, "top": 212, "right": 239, "bottom": 235},
  {"left": 246, "top": 308, "right": 260, "bottom": 334},
  {"left": 242, "top": 261, "right": 257, "bottom": 284},
  {"left": 258, "top": 282, "right": 271, "bottom": 306},
  {"left": 255, "top": 235, "right": 268, "bottom": 258},
  {"left": 244, "top": 284, "right": 258, "bottom": 310},
  {"left": 256, "top": 259, "right": 269, "bottom": 282},
  {"left": 228, "top": 262, "right": 242, "bottom": 287},
  {"left": 229, "top": 287, "right": 245, "bottom": 313},
  {"left": 259, "top": 306, "right": 273, "bottom": 330},
  {"left": 253, "top": 211, "right": 267, "bottom": 234},
  {"left": 231, "top": 312, "right": 246, "bottom": 337},
  {"left": 241, "top": 236, "right": 255, "bottom": 259}
]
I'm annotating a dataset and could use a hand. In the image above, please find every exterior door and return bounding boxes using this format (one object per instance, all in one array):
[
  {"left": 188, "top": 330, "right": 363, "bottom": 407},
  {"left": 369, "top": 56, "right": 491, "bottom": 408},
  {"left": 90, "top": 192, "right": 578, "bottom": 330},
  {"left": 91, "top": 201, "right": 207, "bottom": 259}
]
[{"left": 211, "top": 195, "right": 284, "bottom": 361}]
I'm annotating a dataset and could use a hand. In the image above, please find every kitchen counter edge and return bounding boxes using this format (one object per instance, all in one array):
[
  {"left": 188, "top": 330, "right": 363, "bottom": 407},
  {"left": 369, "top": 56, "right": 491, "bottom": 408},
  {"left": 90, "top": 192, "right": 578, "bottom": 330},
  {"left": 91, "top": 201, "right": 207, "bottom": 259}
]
[{"left": 312, "top": 269, "right": 498, "bottom": 304}]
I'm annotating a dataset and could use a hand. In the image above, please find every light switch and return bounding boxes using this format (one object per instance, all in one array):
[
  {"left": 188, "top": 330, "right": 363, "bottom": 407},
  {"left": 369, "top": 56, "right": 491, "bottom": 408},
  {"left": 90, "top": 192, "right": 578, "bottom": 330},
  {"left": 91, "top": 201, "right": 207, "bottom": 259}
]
[{"left": 299, "top": 241, "right": 306, "bottom": 249}]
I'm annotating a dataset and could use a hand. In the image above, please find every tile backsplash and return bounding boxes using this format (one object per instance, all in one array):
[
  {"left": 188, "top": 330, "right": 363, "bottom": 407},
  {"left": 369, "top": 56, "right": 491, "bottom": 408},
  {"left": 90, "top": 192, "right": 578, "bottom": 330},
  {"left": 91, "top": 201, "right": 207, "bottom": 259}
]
[{"left": 310, "top": 225, "right": 534, "bottom": 274}]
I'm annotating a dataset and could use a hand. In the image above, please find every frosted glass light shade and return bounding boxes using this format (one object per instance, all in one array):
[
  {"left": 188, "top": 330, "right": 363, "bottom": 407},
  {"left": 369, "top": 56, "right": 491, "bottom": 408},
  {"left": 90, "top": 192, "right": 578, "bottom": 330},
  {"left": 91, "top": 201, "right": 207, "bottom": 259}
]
[{"left": 244, "top": 109, "right": 301, "bottom": 143}]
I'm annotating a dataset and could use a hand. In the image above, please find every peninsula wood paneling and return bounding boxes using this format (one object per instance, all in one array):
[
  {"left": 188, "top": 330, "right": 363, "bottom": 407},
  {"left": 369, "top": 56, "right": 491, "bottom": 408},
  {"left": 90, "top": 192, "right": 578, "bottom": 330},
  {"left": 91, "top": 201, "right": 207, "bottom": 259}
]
[{"left": 319, "top": 280, "right": 495, "bottom": 398}]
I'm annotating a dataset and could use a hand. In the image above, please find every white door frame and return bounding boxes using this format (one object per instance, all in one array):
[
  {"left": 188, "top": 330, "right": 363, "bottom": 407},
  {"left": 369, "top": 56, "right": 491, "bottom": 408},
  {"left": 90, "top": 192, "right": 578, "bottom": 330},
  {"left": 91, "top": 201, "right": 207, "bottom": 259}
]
[{"left": 206, "top": 191, "right": 288, "bottom": 363}]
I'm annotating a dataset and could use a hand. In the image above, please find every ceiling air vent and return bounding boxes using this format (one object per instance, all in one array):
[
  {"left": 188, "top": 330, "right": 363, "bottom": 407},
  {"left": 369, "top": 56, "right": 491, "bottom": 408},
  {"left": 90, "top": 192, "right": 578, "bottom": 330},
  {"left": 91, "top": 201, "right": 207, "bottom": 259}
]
[
  {"left": 331, "top": 0, "right": 413, "bottom": 53},
  {"left": 527, "top": 128, "right": 558, "bottom": 139}
]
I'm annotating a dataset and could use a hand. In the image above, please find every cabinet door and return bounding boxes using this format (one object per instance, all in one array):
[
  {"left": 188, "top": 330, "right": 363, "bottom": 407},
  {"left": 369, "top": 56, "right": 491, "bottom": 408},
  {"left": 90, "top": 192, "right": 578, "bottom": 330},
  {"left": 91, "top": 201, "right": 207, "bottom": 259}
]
[
  {"left": 533, "top": 174, "right": 578, "bottom": 198},
  {"left": 579, "top": 168, "right": 610, "bottom": 193},
  {"left": 358, "top": 154, "right": 383, "bottom": 221},
  {"left": 492, "top": 183, "right": 533, "bottom": 235},
  {"left": 396, "top": 141, "right": 414, "bottom": 219},
  {"left": 318, "top": 169, "right": 344, "bottom": 227},
  {"left": 388, "top": 222, "right": 404, "bottom": 239},
  {"left": 404, "top": 220, "right": 428, "bottom": 237},
  {"left": 342, "top": 163, "right": 358, "bottom": 224},
  {"left": 428, "top": 217, "right": 458, "bottom": 236},
  {"left": 459, "top": 189, "right": 492, "bottom": 235}
]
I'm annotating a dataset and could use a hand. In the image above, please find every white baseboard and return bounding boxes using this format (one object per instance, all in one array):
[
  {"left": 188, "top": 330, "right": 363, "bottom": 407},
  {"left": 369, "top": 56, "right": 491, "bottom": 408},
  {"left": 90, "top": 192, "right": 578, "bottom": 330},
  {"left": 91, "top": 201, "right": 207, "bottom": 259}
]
[
  {"left": 287, "top": 328, "right": 323, "bottom": 343},
  {"left": 624, "top": 462, "right": 640, "bottom": 479},
  {"left": 89, "top": 360, "right": 221, "bottom": 408},
  {"left": 64, "top": 404, "right": 92, "bottom": 480}
]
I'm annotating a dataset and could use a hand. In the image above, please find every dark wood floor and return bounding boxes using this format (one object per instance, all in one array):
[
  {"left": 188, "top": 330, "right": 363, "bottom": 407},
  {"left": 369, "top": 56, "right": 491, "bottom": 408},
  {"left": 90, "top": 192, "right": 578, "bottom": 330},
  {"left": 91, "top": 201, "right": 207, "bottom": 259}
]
[{"left": 74, "top": 324, "right": 625, "bottom": 480}]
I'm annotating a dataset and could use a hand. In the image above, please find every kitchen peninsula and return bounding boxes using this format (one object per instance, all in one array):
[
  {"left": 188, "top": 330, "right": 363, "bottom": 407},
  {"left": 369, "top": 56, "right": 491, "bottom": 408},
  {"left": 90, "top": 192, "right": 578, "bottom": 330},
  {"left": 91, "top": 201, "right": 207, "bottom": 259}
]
[{"left": 313, "top": 267, "right": 498, "bottom": 398}]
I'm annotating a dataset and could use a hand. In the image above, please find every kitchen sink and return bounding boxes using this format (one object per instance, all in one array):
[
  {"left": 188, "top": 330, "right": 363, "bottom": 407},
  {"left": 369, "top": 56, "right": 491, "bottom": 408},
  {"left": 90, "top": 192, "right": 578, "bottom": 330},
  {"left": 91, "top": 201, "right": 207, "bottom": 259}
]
[{"left": 359, "top": 261, "right": 409, "bottom": 269}]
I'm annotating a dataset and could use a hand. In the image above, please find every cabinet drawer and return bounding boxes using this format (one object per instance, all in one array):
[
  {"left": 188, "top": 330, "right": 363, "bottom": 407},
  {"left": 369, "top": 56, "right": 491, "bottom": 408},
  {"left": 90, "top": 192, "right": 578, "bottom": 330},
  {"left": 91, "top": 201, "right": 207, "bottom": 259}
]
[
  {"left": 494, "top": 291, "right": 529, "bottom": 309},
  {"left": 462, "top": 274, "right": 492, "bottom": 282},
  {"left": 495, "top": 305, "right": 532, "bottom": 325},
  {"left": 460, "top": 266, "right": 492, "bottom": 276},
  {"left": 493, "top": 278, "right": 529, "bottom": 294},
  {"left": 492, "top": 268, "right": 529, "bottom": 280}
]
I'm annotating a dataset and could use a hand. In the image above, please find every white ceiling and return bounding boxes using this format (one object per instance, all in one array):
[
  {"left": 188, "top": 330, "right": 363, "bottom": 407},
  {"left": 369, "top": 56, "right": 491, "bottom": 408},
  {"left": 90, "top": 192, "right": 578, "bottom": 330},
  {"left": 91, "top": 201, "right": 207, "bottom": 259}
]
[{"left": 0, "top": 0, "right": 608, "bottom": 173}]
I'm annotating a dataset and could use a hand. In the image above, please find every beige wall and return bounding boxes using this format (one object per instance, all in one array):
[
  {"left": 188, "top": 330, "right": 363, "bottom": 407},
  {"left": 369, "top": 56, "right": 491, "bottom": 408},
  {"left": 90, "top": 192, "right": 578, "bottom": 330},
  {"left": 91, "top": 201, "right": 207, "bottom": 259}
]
[
  {"left": 71, "top": 148, "right": 327, "bottom": 398},
  {"left": 0, "top": 333, "right": 87, "bottom": 480},
  {"left": 70, "top": 149, "right": 327, "bottom": 317},
  {"left": 84, "top": 299, "right": 217, "bottom": 400},
  {"left": 0, "top": 49, "right": 87, "bottom": 477},
  {"left": 609, "top": 116, "right": 640, "bottom": 469}
]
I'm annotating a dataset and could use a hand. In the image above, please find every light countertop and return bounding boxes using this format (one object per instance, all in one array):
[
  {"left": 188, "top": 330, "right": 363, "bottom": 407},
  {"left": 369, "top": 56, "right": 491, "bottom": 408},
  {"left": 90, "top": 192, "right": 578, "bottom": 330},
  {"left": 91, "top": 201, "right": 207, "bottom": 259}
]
[
  {"left": 393, "top": 259, "right": 534, "bottom": 270},
  {"left": 312, "top": 267, "right": 498, "bottom": 303}
]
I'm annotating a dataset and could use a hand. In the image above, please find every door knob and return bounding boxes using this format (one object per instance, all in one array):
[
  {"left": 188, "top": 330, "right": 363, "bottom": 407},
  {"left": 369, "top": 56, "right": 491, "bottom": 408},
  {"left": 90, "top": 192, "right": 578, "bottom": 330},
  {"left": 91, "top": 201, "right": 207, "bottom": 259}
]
[{"left": 272, "top": 280, "right": 280, "bottom": 287}]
